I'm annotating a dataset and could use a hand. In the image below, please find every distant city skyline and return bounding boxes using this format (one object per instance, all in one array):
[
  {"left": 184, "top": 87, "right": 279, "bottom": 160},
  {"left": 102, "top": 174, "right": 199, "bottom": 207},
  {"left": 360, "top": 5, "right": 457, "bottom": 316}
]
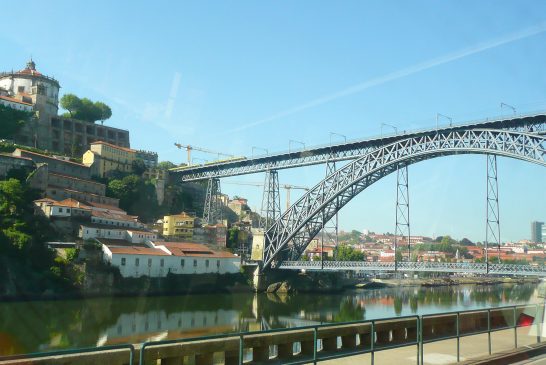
[{"left": 1, "top": 0, "right": 545, "bottom": 242}]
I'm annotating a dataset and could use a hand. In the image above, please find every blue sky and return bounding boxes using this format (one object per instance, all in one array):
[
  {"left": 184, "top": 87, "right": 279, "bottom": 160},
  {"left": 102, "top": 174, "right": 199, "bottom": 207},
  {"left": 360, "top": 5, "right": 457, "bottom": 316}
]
[{"left": 2, "top": 0, "right": 545, "bottom": 242}]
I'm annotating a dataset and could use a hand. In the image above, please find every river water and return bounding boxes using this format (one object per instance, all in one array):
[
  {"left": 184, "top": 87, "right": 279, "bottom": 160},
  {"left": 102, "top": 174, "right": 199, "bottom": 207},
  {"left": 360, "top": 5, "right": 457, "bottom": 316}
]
[{"left": 0, "top": 283, "right": 542, "bottom": 356}]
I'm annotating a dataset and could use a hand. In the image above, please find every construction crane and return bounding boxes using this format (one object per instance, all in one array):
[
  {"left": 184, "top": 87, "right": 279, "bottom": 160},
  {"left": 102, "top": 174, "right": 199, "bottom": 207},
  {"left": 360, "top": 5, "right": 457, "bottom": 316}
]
[
  {"left": 223, "top": 181, "right": 309, "bottom": 210},
  {"left": 174, "top": 143, "right": 234, "bottom": 165}
]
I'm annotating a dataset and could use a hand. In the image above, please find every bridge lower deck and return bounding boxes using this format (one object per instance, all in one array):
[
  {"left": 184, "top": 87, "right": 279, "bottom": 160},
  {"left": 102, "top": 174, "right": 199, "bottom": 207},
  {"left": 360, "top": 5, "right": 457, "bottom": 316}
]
[{"left": 277, "top": 261, "right": 546, "bottom": 276}]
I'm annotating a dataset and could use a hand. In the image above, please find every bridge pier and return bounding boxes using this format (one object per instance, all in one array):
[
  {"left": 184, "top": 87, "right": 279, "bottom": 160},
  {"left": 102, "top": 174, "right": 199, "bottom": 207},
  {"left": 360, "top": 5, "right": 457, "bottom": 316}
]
[
  {"left": 259, "top": 169, "right": 281, "bottom": 229},
  {"left": 203, "top": 177, "right": 222, "bottom": 224}
]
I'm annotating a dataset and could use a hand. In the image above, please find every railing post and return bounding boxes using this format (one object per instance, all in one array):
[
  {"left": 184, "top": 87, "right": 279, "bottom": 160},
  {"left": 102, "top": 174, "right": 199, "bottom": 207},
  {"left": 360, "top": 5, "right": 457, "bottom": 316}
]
[
  {"left": 514, "top": 307, "right": 518, "bottom": 348},
  {"left": 487, "top": 309, "right": 492, "bottom": 355},
  {"left": 313, "top": 326, "right": 318, "bottom": 364},
  {"left": 416, "top": 317, "right": 419, "bottom": 365},
  {"left": 419, "top": 316, "right": 424, "bottom": 365},
  {"left": 238, "top": 333, "right": 244, "bottom": 365},
  {"left": 457, "top": 312, "right": 461, "bottom": 362},
  {"left": 537, "top": 304, "right": 541, "bottom": 344},
  {"left": 371, "top": 320, "right": 375, "bottom": 365}
]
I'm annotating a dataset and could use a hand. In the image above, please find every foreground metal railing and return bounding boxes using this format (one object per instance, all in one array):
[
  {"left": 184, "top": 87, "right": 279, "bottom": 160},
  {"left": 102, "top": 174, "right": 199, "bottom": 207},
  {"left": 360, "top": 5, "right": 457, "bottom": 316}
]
[
  {"left": 278, "top": 261, "right": 546, "bottom": 276},
  {"left": 0, "top": 303, "right": 544, "bottom": 365}
]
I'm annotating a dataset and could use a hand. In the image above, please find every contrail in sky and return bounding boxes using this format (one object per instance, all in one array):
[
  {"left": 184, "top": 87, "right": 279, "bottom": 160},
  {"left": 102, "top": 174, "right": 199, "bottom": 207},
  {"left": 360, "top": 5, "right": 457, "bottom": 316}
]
[{"left": 228, "top": 22, "right": 546, "bottom": 133}]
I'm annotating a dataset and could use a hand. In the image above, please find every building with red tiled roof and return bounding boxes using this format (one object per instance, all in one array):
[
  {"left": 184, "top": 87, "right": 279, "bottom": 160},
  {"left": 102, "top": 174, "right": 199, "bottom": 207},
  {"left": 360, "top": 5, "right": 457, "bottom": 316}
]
[
  {"left": 1, "top": 59, "right": 131, "bottom": 155},
  {"left": 100, "top": 240, "right": 240, "bottom": 278}
]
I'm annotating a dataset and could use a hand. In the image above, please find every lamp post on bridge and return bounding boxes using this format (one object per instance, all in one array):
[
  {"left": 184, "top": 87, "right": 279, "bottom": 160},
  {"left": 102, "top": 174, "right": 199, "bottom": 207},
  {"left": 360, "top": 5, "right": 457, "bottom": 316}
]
[
  {"left": 380, "top": 123, "right": 398, "bottom": 138},
  {"left": 329, "top": 132, "right": 347, "bottom": 145},
  {"left": 252, "top": 146, "right": 269, "bottom": 158},
  {"left": 436, "top": 113, "right": 453, "bottom": 129},
  {"left": 500, "top": 102, "right": 516, "bottom": 115},
  {"left": 288, "top": 139, "right": 305, "bottom": 153}
]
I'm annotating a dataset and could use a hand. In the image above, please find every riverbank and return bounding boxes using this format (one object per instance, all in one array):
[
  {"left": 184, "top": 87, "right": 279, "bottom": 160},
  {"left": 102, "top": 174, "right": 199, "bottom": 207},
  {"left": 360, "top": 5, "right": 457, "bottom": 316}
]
[{"left": 357, "top": 276, "right": 541, "bottom": 289}]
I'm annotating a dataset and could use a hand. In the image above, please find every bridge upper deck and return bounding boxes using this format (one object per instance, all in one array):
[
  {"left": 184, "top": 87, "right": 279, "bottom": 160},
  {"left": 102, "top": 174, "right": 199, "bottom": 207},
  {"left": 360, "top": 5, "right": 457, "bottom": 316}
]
[{"left": 172, "top": 113, "right": 546, "bottom": 181}]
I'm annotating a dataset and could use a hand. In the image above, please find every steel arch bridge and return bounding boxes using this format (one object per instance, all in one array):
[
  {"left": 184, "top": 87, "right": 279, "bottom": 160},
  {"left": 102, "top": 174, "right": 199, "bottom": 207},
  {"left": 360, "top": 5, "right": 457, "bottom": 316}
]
[{"left": 262, "top": 129, "right": 546, "bottom": 270}]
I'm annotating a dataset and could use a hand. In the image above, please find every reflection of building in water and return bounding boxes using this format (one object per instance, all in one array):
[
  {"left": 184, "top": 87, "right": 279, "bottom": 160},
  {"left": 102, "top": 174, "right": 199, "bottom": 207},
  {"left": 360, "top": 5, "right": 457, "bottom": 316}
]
[{"left": 101, "top": 309, "right": 240, "bottom": 345}]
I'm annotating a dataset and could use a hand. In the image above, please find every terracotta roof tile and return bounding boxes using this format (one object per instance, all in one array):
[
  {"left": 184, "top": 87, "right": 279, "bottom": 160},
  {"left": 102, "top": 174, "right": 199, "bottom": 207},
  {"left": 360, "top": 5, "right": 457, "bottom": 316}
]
[{"left": 108, "top": 246, "right": 169, "bottom": 256}]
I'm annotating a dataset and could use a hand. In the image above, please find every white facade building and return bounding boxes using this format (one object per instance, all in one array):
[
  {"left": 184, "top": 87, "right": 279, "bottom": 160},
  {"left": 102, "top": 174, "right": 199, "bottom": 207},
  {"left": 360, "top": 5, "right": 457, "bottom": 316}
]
[
  {"left": 80, "top": 224, "right": 128, "bottom": 241},
  {"left": 101, "top": 241, "right": 240, "bottom": 278},
  {"left": 0, "top": 95, "right": 33, "bottom": 112},
  {"left": 126, "top": 230, "right": 158, "bottom": 244},
  {"left": 91, "top": 210, "right": 143, "bottom": 229}
]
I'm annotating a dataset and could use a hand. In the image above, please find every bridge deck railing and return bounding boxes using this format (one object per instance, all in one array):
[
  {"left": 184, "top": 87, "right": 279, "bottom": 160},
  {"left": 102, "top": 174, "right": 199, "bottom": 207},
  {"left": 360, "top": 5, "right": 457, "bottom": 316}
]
[
  {"left": 277, "top": 261, "right": 546, "bottom": 276},
  {"left": 1, "top": 303, "right": 545, "bottom": 365}
]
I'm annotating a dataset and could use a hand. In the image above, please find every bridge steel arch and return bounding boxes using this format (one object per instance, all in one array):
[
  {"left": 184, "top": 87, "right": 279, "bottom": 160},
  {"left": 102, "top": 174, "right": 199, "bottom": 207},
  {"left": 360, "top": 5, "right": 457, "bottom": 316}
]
[{"left": 262, "top": 129, "right": 546, "bottom": 270}]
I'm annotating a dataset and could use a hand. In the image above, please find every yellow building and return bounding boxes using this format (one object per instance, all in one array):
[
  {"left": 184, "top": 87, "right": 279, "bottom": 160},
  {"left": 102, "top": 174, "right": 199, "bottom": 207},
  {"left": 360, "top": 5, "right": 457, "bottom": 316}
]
[
  {"left": 163, "top": 212, "right": 196, "bottom": 238},
  {"left": 83, "top": 141, "right": 136, "bottom": 178}
]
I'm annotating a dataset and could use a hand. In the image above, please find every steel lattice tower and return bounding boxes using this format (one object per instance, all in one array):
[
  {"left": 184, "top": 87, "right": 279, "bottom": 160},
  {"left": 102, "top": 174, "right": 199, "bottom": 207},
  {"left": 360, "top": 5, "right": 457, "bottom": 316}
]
[
  {"left": 394, "top": 164, "right": 410, "bottom": 271},
  {"left": 322, "top": 159, "right": 339, "bottom": 259},
  {"left": 485, "top": 154, "right": 501, "bottom": 270},
  {"left": 203, "top": 177, "right": 222, "bottom": 224},
  {"left": 260, "top": 170, "right": 281, "bottom": 230}
]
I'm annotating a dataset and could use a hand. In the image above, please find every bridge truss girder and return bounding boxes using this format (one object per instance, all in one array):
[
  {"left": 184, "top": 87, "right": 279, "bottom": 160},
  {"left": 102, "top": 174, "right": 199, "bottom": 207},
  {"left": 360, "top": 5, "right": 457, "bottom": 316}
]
[
  {"left": 278, "top": 260, "right": 546, "bottom": 276},
  {"left": 263, "top": 129, "right": 546, "bottom": 270},
  {"left": 173, "top": 115, "right": 546, "bottom": 181}
]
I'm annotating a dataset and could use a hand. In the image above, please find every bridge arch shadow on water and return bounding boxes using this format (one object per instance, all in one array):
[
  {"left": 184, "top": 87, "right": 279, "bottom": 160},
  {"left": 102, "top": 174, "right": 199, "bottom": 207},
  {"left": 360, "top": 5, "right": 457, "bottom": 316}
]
[{"left": 262, "top": 129, "right": 546, "bottom": 270}]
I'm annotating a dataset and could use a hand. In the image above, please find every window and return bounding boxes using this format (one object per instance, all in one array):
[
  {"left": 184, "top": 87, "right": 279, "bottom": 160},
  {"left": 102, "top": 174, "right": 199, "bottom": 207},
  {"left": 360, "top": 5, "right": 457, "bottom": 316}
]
[
  {"left": 58, "top": 208, "right": 63, "bottom": 213},
  {"left": 160, "top": 259, "right": 164, "bottom": 267},
  {"left": 148, "top": 258, "right": 152, "bottom": 267},
  {"left": 181, "top": 259, "right": 185, "bottom": 267},
  {"left": 205, "top": 260, "right": 209, "bottom": 268},
  {"left": 121, "top": 258, "right": 126, "bottom": 266},
  {"left": 193, "top": 260, "right": 197, "bottom": 267},
  {"left": 217, "top": 260, "right": 220, "bottom": 268},
  {"left": 18, "top": 86, "right": 24, "bottom": 93},
  {"left": 135, "top": 258, "right": 140, "bottom": 267},
  {"left": 66, "top": 208, "right": 70, "bottom": 213}
]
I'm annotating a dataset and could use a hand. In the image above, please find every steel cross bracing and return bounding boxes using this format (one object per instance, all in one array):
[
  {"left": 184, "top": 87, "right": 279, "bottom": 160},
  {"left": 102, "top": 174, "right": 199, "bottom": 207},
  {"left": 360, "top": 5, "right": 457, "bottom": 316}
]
[
  {"left": 321, "top": 158, "right": 339, "bottom": 257},
  {"left": 262, "top": 129, "right": 546, "bottom": 270},
  {"left": 395, "top": 163, "right": 410, "bottom": 267},
  {"left": 172, "top": 114, "right": 546, "bottom": 181},
  {"left": 259, "top": 170, "right": 281, "bottom": 229},
  {"left": 485, "top": 154, "right": 501, "bottom": 267},
  {"left": 277, "top": 261, "right": 546, "bottom": 276},
  {"left": 203, "top": 178, "right": 222, "bottom": 224}
]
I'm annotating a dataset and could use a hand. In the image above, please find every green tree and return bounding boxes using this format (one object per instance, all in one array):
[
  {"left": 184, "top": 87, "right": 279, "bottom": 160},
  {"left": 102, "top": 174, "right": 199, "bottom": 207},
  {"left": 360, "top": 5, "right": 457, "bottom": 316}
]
[
  {"left": 227, "top": 227, "right": 239, "bottom": 248},
  {"left": 158, "top": 161, "right": 177, "bottom": 170},
  {"left": 60, "top": 94, "right": 112, "bottom": 123},
  {"left": 0, "top": 104, "right": 32, "bottom": 139},
  {"left": 59, "top": 94, "right": 82, "bottom": 117},
  {"left": 395, "top": 250, "right": 403, "bottom": 262},
  {"left": 107, "top": 175, "right": 159, "bottom": 222},
  {"left": 132, "top": 159, "right": 147, "bottom": 176},
  {"left": 95, "top": 101, "right": 112, "bottom": 124},
  {"left": 336, "top": 244, "right": 365, "bottom": 261}
]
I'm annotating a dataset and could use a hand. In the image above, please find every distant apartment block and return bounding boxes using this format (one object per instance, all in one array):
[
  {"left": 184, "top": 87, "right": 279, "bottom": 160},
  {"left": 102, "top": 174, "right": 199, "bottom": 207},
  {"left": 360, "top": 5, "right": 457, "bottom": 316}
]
[{"left": 531, "top": 221, "right": 543, "bottom": 243}]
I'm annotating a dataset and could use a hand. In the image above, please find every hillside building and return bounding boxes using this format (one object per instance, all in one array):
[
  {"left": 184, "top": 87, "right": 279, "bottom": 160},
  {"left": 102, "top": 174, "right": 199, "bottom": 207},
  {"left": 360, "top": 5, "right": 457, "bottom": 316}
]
[
  {"left": 0, "top": 59, "right": 130, "bottom": 155},
  {"left": 101, "top": 241, "right": 240, "bottom": 278},
  {"left": 163, "top": 212, "right": 196, "bottom": 239},
  {"left": 83, "top": 141, "right": 137, "bottom": 178}
]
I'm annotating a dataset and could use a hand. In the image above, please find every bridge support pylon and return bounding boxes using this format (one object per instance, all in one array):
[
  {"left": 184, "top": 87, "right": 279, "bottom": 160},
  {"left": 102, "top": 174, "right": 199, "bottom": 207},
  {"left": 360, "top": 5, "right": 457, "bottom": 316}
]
[
  {"left": 203, "top": 177, "right": 223, "bottom": 225},
  {"left": 485, "top": 154, "right": 501, "bottom": 272},
  {"left": 260, "top": 170, "right": 281, "bottom": 230},
  {"left": 394, "top": 163, "right": 410, "bottom": 271},
  {"left": 322, "top": 159, "right": 339, "bottom": 262}
]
